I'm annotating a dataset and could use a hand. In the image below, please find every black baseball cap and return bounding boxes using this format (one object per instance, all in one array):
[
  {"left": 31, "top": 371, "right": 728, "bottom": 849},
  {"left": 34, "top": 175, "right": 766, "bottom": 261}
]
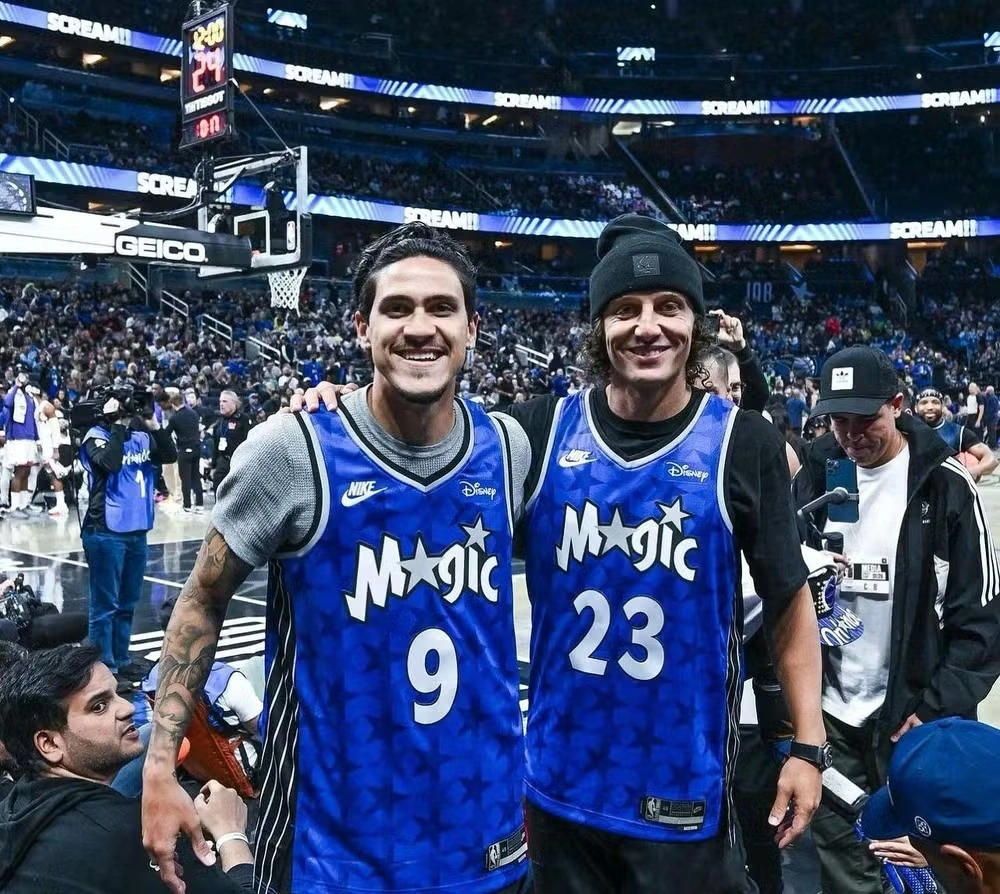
[{"left": 811, "top": 347, "right": 900, "bottom": 418}]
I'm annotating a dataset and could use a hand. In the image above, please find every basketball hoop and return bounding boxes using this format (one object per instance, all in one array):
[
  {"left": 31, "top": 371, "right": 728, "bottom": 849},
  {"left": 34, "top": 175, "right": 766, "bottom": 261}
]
[{"left": 267, "top": 267, "right": 307, "bottom": 311}]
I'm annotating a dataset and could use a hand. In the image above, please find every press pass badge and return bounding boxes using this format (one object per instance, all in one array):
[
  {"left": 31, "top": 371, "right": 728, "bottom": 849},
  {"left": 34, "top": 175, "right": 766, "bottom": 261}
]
[{"left": 841, "top": 558, "right": 891, "bottom": 596}]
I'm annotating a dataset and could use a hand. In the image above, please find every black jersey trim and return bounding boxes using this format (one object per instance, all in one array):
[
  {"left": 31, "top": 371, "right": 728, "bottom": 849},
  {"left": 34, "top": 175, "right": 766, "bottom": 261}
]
[
  {"left": 584, "top": 388, "right": 711, "bottom": 469},
  {"left": 723, "top": 575, "right": 745, "bottom": 850},
  {"left": 254, "top": 562, "right": 300, "bottom": 894},
  {"left": 275, "top": 412, "right": 329, "bottom": 559},
  {"left": 339, "top": 389, "right": 476, "bottom": 493},
  {"left": 716, "top": 406, "right": 739, "bottom": 536},
  {"left": 525, "top": 398, "right": 566, "bottom": 512},
  {"left": 490, "top": 414, "right": 516, "bottom": 537}
]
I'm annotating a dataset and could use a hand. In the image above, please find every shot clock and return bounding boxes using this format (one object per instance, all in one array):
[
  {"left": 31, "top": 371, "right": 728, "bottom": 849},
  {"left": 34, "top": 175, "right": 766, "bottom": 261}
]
[{"left": 180, "top": 3, "right": 235, "bottom": 149}]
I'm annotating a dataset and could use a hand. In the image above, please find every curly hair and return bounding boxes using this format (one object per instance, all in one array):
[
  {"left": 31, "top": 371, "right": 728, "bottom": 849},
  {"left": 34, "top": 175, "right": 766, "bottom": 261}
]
[
  {"left": 582, "top": 314, "right": 716, "bottom": 389},
  {"left": 353, "top": 222, "right": 478, "bottom": 320}
]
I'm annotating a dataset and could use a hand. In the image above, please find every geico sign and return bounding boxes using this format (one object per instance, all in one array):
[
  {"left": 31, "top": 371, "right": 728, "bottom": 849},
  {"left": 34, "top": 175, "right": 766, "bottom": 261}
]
[
  {"left": 115, "top": 235, "right": 208, "bottom": 263},
  {"left": 137, "top": 172, "right": 198, "bottom": 199},
  {"left": 888, "top": 219, "right": 979, "bottom": 240}
]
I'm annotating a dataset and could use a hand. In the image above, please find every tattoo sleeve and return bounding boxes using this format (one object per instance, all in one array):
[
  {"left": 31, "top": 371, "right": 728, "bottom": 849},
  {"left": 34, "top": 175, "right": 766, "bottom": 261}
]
[{"left": 144, "top": 523, "right": 254, "bottom": 776}]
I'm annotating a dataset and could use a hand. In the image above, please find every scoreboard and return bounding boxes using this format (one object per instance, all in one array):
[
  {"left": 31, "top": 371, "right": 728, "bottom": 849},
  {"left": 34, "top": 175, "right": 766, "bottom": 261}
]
[{"left": 180, "top": 3, "right": 234, "bottom": 149}]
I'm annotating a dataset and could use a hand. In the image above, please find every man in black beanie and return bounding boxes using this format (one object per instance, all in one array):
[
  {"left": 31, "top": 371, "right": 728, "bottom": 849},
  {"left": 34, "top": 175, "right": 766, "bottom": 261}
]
[
  {"left": 510, "top": 213, "right": 825, "bottom": 892},
  {"left": 291, "top": 214, "right": 827, "bottom": 893}
]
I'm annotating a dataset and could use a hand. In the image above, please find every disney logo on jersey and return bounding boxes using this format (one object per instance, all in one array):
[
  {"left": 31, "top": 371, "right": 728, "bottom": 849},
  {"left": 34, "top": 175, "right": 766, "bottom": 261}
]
[
  {"left": 460, "top": 480, "right": 497, "bottom": 500},
  {"left": 555, "top": 497, "right": 697, "bottom": 581},
  {"left": 346, "top": 515, "right": 499, "bottom": 622},
  {"left": 666, "top": 461, "right": 709, "bottom": 483},
  {"left": 558, "top": 449, "right": 597, "bottom": 468},
  {"left": 341, "top": 480, "right": 387, "bottom": 507}
]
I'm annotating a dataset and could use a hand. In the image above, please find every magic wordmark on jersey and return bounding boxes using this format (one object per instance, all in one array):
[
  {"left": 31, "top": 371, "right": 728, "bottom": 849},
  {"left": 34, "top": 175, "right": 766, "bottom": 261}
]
[
  {"left": 346, "top": 514, "right": 501, "bottom": 622},
  {"left": 555, "top": 496, "right": 698, "bottom": 580}
]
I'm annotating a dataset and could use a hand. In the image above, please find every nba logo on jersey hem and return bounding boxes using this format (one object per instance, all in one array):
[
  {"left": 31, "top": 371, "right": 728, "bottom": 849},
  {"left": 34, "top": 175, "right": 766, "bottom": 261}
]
[
  {"left": 640, "top": 796, "right": 706, "bottom": 830},
  {"left": 341, "top": 480, "right": 387, "bottom": 507},
  {"left": 484, "top": 826, "right": 527, "bottom": 871}
]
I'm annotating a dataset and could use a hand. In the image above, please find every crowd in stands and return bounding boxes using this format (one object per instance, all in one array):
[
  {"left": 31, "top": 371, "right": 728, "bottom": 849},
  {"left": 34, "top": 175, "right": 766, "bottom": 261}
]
[
  {"left": 2, "top": 101, "right": 652, "bottom": 221},
  {"left": 54, "top": 0, "right": 996, "bottom": 95},
  {"left": 840, "top": 112, "right": 1000, "bottom": 220},
  {"left": 659, "top": 159, "right": 866, "bottom": 224},
  {"left": 1, "top": 245, "right": 996, "bottom": 460},
  {"left": 5, "top": 75, "right": 998, "bottom": 224}
]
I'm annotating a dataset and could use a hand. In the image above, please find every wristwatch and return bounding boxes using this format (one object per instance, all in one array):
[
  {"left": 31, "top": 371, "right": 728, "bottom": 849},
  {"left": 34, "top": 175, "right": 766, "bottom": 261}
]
[{"left": 788, "top": 741, "right": 834, "bottom": 771}]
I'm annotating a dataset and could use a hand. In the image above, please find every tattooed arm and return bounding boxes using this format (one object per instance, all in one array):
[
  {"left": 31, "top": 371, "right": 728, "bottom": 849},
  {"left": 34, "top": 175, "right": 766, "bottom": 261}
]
[{"left": 140, "top": 524, "right": 253, "bottom": 894}]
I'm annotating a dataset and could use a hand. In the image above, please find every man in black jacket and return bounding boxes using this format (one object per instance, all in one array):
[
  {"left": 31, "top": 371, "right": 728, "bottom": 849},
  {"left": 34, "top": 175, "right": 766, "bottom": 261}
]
[
  {"left": 0, "top": 644, "right": 255, "bottom": 893},
  {"left": 168, "top": 392, "right": 204, "bottom": 513},
  {"left": 211, "top": 391, "right": 250, "bottom": 492},
  {"left": 793, "top": 346, "right": 1000, "bottom": 894}
]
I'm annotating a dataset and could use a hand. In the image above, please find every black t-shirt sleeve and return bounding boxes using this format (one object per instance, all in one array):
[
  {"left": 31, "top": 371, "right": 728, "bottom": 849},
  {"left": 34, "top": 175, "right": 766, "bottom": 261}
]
[
  {"left": 727, "top": 411, "right": 808, "bottom": 609},
  {"left": 735, "top": 345, "right": 770, "bottom": 414},
  {"left": 961, "top": 426, "right": 984, "bottom": 450},
  {"left": 504, "top": 395, "right": 561, "bottom": 498}
]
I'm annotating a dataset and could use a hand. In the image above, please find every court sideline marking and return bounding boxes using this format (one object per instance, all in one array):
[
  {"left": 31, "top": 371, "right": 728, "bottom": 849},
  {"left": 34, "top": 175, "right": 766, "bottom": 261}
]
[{"left": 0, "top": 546, "right": 266, "bottom": 605}]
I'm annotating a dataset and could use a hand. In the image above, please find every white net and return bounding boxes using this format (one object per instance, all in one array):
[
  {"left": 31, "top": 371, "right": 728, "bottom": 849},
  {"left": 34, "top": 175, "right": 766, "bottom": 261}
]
[{"left": 268, "top": 267, "right": 307, "bottom": 310}]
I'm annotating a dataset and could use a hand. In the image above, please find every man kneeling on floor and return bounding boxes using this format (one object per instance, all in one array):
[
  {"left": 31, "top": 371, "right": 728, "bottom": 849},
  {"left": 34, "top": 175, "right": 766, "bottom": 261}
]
[{"left": 0, "top": 644, "right": 256, "bottom": 893}]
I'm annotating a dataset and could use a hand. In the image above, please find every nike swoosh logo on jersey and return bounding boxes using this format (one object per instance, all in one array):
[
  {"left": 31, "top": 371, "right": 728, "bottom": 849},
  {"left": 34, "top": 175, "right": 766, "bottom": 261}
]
[
  {"left": 558, "top": 451, "right": 597, "bottom": 468},
  {"left": 341, "top": 486, "right": 388, "bottom": 507}
]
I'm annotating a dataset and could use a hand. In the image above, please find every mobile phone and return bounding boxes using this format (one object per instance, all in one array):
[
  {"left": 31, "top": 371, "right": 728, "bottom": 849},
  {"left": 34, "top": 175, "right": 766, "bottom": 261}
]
[
  {"left": 705, "top": 314, "right": 721, "bottom": 337},
  {"left": 826, "top": 458, "right": 860, "bottom": 523}
]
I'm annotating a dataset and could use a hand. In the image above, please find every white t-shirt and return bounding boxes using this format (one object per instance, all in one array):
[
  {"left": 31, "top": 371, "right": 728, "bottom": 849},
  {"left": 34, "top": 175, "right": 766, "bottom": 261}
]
[
  {"left": 215, "top": 669, "right": 263, "bottom": 768},
  {"left": 822, "top": 444, "right": 910, "bottom": 727}
]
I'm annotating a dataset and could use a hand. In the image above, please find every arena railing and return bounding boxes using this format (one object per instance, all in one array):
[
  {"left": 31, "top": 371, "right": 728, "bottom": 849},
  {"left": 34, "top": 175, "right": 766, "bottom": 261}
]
[{"left": 200, "top": 313, "right": 234, "bottom": 350}]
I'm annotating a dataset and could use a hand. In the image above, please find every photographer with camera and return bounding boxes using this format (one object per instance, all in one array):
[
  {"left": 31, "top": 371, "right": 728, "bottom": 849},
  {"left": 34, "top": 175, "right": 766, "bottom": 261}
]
[
  {"left": 2, "top": 372, "right": 39, "bottom": 520},
  {"left": 0, "top": 571, "right": 87, "bottom": 650},
  {"left": 79, "top": 387, "right": 177, "bottom": 685}
]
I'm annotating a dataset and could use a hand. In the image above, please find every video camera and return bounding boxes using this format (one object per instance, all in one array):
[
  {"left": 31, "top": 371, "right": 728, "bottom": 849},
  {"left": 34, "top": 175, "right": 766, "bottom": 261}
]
[
  {"left": 69, "top": 384, "right": 155, "bottom": 431},
  {"left": 0, "top": 573, "right": 36, "bottom": 633}
]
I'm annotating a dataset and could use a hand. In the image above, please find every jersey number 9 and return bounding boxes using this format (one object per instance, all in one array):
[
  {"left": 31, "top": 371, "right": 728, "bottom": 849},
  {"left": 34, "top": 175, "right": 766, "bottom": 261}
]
[{"left": 407, "top": 628, "right": 459, "bottom": 725}]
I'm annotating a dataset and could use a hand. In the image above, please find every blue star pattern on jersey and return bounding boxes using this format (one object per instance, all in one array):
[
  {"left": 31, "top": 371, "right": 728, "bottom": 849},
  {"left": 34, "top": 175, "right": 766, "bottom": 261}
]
[
  {"left": 255, "top": 404, "right": 526, "bottom": 893},
  {"left": 523, "top": 390, "right": 741, "bottom": 841}
]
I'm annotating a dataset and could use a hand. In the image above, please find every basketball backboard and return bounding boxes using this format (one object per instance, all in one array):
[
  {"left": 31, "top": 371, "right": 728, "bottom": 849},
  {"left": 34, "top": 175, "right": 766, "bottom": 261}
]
[{"left": 195, "top": 145, "right": 312, "bottom": 279}]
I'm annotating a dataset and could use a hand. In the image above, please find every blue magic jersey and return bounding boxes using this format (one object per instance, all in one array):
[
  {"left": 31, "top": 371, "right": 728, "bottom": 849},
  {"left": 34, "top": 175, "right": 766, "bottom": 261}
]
[
  {"left": 523, "top": 390, "right": 741, "bottom": 841},
  {"left": 81, "top": 425, "right": 156, "bottom": 532},
  {"left": 254, "top": 403, "right": 525, "bottom": 894}
]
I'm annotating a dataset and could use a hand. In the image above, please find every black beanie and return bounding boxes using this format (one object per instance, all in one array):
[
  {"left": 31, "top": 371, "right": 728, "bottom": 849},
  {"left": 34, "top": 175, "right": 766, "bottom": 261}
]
[{"left": 589, "top": 214, "right": 705, "bottom": 321}]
